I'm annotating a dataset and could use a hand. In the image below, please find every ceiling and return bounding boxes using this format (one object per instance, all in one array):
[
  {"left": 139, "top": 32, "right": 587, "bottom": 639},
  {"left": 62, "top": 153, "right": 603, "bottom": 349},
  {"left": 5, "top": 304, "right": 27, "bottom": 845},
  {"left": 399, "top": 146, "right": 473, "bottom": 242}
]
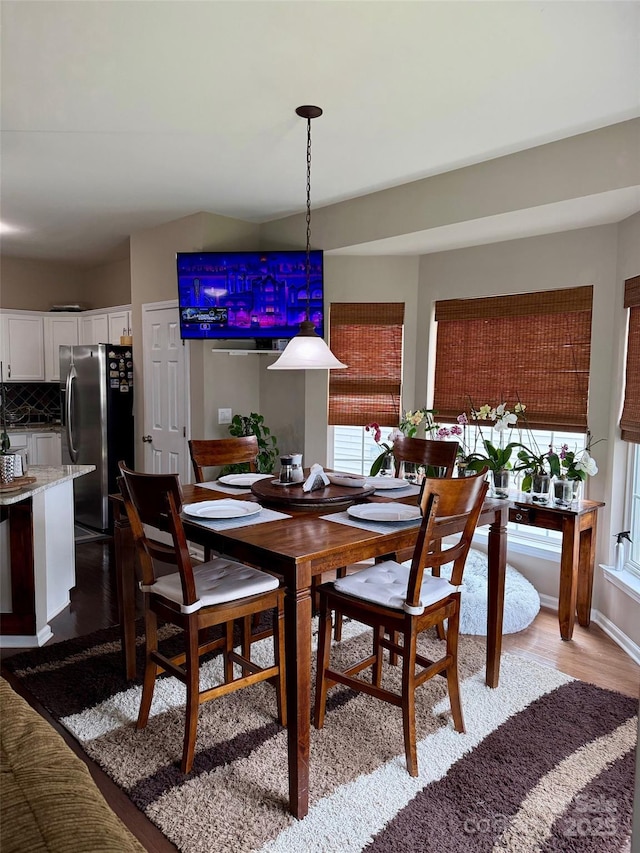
[{"left": 1, "top": 1, "right": 639, "bottom": 267}]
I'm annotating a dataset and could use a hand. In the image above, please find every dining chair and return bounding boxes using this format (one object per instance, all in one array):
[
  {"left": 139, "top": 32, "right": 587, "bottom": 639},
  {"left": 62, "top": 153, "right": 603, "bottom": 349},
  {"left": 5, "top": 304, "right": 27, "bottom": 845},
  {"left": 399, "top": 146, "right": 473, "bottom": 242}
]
[
  {"left": 314, "top": 468, "right": 488, "bottom": 777},
  {"left": 391, "top": 435, "right": 458, "bottom": 480},
  {"left": 188, "top": 435, "right": 259, "bottom": 482},
  {"left": 117, "top": 462, "right": 286, "bottom": 775},
  {"left": 188, "top": 436, "right": 260, "bottom": 564}
]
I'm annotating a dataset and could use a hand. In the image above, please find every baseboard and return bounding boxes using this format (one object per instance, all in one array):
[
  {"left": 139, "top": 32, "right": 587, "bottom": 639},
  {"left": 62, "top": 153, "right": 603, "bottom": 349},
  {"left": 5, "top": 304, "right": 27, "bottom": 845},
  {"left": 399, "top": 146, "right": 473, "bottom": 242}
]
[{"left": 538, "top": 593, "right": 640, "bottom": 666}]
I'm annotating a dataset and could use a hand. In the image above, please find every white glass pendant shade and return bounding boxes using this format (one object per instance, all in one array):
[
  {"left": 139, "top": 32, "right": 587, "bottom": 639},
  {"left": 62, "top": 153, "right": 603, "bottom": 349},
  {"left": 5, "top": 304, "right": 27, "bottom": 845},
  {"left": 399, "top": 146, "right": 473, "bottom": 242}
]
[{"left": 267, "top": 321, "right": 347, "bottom": 370}]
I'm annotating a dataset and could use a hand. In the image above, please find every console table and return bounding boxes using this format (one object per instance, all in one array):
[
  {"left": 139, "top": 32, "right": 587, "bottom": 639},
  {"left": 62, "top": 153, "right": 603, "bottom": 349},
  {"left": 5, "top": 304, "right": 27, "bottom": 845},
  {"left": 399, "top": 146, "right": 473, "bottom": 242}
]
[{"left": 508, "top": 496, "right": 605, "bottom": 640}]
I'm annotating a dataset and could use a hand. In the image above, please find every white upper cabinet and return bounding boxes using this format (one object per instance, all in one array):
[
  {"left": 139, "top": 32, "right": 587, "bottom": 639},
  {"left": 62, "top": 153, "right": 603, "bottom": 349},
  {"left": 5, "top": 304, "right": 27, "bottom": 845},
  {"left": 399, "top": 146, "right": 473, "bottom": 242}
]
[
  {"left": 79, "top": 313, "right": 109, "bottom": 345},
  {"left": 44, "top": 315, "right": 79, "bottom": 381},
  {"left": 1, "top": 313, "right": 45, "bottom": 381},
  {"left": 108, "top": 309, "right": 131, "bottom": 344}
]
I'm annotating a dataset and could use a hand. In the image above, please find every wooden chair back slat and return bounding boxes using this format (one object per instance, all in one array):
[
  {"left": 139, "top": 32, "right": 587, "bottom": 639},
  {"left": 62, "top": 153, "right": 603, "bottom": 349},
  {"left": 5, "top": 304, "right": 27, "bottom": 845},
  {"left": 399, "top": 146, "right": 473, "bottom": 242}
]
[
  {"left": 391, "top": 436, "right": 458, "bottom": 478},
  {"left": 188, "top": 437, "right": 259, "bottom": 482}
]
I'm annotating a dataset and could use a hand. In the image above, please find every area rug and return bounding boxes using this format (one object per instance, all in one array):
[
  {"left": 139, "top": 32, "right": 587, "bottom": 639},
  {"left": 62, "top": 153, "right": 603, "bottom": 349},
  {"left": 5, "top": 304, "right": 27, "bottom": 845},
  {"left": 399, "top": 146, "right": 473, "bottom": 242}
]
[
  {"left": 3, "top": 623, "right": 636, "bottom": 853},
  {"left": 436, "top": 547, "right": 541, "bottom": 635}
]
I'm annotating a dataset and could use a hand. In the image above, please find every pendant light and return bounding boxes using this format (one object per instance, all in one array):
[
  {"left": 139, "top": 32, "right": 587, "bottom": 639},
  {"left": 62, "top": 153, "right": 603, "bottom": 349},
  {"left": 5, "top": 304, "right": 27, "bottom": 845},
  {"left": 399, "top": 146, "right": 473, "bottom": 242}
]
[{"left": 268, "top": 106, "right": 346, "bottom": 370}]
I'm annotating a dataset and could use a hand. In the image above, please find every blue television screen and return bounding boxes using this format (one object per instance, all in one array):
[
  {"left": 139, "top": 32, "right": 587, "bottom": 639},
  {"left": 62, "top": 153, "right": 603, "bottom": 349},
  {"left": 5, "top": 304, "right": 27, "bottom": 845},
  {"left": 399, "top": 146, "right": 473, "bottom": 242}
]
[{"left": 176, "top": 250, "right": 324, "bottom": 340}]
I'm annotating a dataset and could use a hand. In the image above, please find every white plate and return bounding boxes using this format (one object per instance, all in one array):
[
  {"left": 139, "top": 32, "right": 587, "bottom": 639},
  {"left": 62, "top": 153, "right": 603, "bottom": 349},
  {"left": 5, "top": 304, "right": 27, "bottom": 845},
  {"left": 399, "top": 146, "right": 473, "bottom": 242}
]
[
  {"left": 364, "top": 477, "right": 411, "bottom": 490},
  {"left": 347, "top": 503, "right": 421, "bottom": 522},
  {"left": 327, "top": 472, "right": 367, "bottom": 488},
  {"left": 218, "top": 474, "right": 272, "bottom": 487},
  {"left": 182, "top": 499, "right": 261, "bottom": 519}
]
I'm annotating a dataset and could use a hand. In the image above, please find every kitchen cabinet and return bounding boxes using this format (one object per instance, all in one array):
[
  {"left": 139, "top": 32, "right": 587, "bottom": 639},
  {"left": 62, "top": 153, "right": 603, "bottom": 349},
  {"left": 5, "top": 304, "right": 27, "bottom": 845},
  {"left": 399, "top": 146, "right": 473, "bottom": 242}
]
[
  {"left": 79, "top": 313, "right": 109, "bottom": 346},
  {"left": 0, "top": 313, "right": 45, "bottom": 381},
  {"left": 108, "top": 310, "right": 131, "bottom": 344},
  {"left": 44, "top": 315, "right": 79, "bottom": 381},
  {"left": 7, "top": 431, "right": 62, "bottom": 467}
]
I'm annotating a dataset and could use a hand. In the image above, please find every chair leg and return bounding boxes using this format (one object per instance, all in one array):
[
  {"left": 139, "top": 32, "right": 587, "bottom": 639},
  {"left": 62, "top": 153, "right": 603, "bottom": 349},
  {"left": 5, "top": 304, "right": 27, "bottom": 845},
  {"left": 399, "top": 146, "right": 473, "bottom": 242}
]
[
  {"left": 444, "top": 602, "right": 465, "bottom": 733},
  {"left": 313, "top": 594, "right": 333, "bottom": 729},
  {"left": 181, "top": 619, "right": 201, "bottom": 774},
  {"left": 333, "top": 566, "right": 347, "bottom": 640},
  {"left": 274, "top": 602, "right": 287, "bottom": 727},
  {"left": 136, "top": 608, "right": 158, "bottom": 730},
  {"left": 240, "top": 616, "right": 252, "bottom": 676},
  {"left": 389, "top": 630, "right": 400, "bottom": 666},
  {"left": 401, "top": 629, "right": 419, "bottom": 777},
  {"left": 372, "top": 624, "right": 384, "bottom": 687},
  {"left": 224, "top": 621, "right": 235, "bottom": 683}
]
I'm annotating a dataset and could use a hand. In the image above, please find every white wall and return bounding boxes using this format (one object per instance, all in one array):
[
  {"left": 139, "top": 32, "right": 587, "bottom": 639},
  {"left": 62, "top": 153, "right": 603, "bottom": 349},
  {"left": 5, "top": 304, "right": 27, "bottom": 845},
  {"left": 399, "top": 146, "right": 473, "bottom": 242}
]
[{"left": 417, "top": 220, "right": 640, "bottom": 647}]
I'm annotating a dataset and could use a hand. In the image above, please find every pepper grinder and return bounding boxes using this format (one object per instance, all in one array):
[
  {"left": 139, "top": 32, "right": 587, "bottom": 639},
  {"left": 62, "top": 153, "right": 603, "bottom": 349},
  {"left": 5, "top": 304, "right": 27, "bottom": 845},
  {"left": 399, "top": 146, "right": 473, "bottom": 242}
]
[{"left": 279, "top": 455, "right": 294, "bottom": 484}]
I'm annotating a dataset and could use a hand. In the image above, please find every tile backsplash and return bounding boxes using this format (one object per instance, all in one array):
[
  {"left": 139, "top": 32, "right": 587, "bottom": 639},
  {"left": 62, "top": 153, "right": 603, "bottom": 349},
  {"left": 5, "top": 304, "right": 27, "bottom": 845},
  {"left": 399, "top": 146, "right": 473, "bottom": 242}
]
[{"left": 2, "top": 383, "right": 61, "bottom": 425}]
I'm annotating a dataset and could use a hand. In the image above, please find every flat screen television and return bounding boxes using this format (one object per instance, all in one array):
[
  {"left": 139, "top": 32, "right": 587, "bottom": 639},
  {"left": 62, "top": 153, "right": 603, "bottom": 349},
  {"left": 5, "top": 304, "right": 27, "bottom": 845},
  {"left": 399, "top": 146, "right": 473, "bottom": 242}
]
[{"left": 176, "top": 250, "right": 324, "bottom": 341}]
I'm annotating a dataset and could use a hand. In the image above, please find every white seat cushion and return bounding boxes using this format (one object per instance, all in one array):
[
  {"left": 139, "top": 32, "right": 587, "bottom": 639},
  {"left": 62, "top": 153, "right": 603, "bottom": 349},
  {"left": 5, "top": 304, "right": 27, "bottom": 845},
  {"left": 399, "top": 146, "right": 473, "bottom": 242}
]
[
  {"left": 141, "top": 557, "right": 279, "bottom": 614},
  {"left": 334, "top": 560, "right": 459, "bottom": 615}
]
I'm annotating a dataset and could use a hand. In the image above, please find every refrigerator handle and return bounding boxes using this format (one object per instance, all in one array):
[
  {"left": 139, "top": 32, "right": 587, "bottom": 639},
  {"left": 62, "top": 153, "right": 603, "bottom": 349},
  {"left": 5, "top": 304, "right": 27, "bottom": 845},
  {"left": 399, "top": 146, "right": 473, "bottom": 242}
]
[{"left": 65, "top": 364, "right": 79, "bottom": 463}]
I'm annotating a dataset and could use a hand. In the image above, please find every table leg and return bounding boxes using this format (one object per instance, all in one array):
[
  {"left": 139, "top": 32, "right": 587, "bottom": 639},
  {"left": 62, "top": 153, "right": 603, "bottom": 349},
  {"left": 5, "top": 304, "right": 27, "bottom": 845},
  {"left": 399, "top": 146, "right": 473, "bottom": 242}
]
[
  {"left": 576, "top": 510, "right": 597, "bottom": 628},
  {"left": 113, "top": 506, "right": 138, "bottom": 681},
  {"left": 558, "top": 515, "right": 581, "bottom": 640},
  {"left": 486, "top": 507, "right": 508, "bottom": 688},
  {"left": 283, "top": 564, "right": 312, "bottom": 819}
]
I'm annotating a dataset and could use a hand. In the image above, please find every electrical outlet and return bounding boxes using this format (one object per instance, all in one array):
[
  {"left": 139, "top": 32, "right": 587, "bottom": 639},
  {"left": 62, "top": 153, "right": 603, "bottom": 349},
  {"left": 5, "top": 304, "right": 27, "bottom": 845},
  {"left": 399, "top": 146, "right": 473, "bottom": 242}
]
[{"left": 218, "top": 408, "right": 232, "bottom": 425}]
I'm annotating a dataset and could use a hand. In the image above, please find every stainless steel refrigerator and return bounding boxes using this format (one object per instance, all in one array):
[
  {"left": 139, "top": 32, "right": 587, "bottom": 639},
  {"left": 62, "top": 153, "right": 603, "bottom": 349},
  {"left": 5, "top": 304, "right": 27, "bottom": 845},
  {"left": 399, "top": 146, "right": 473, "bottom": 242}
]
[{"left": 60, "top": 344, "right": 135, "bottom": 531}]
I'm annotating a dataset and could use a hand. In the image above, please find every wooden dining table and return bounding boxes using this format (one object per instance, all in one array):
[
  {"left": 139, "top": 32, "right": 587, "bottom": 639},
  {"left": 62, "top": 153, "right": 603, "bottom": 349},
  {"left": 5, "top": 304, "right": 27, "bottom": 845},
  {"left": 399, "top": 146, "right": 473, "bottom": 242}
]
[{"left": 110, "top": 475, "right": 509, "bottom": 819}]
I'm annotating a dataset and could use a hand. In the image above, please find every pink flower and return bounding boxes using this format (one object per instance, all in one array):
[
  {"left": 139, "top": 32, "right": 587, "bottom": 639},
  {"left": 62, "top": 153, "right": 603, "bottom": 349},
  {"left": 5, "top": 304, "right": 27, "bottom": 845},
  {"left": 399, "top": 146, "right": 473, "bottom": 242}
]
[
  {"left": 450, "top": 424, "right": 463, "bottom": 436},
  {"left": 365, "top": 422, "right": 382, "bottom": 444},
  {"left": 559, "top": 443, "right": 569, "bottom": 460},
  {"left": 437, "top": 426, "right": 451, "bottom": 438},
  {"left": 457, "top": 413, "right": 468, "bottom": 425}
]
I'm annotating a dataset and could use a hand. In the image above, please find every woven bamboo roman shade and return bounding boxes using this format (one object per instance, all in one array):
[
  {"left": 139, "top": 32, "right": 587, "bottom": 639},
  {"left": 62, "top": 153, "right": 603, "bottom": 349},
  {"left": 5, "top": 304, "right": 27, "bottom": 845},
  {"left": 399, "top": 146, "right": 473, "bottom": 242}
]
[
  {"left": 328, "top": 303, "right": 404, "bottom": 426},
  {"left": 433, "top": 286, "right": 593, "bottom": 431},
  {"left": 620, "top": 276, "right": 640, "bottom": 444}
]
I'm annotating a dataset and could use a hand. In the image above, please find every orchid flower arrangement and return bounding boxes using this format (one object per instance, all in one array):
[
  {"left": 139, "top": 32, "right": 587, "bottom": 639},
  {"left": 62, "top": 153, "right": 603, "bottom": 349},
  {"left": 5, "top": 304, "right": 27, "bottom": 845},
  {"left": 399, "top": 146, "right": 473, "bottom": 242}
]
[
  {"left": 558, "top": 436, "right": 601, "bottom": 481},
  {"left": 463, "top": 401, "right": 528, "bottom": 473},
  {"left": 365, "top": 408, "right": 442, "bottom": 476}
]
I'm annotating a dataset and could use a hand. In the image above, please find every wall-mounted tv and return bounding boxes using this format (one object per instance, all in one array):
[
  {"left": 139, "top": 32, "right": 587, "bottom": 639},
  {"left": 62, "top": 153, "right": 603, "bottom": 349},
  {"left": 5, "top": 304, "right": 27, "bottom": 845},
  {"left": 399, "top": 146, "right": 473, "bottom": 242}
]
[{"left": 176, "top": 250, "right": 324, "bottom": 341}]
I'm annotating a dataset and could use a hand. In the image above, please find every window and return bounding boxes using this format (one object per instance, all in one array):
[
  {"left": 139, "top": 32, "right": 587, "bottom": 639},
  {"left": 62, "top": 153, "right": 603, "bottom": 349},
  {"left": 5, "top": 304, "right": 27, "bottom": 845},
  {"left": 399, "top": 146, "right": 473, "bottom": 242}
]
[
  {"left": 328, "top": 303, "right": 404, "bottom": 427},
  {"left": 433, "top": 286, "right": 593, "bottom": 430},
  {"left": 627, "top": 445, "right": 640, "bottom": 574},
  {"left": 333, "top": 424, "right": 395, "bottom": 475}
]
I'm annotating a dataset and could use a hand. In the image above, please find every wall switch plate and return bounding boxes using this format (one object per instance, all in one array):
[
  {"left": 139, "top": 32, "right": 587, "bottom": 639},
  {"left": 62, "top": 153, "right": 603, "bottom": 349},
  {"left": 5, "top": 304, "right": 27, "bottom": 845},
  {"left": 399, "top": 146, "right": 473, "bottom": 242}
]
[{"left": 218, "top": 408, "right": 232, "bottom": 425}]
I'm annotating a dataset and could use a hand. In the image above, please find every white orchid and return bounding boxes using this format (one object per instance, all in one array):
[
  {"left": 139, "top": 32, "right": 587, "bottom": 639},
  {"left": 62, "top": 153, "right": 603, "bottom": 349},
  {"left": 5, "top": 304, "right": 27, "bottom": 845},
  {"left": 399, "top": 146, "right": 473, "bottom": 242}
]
[{"left": 575, "top": 450, "right": 598, "bottom": 477}]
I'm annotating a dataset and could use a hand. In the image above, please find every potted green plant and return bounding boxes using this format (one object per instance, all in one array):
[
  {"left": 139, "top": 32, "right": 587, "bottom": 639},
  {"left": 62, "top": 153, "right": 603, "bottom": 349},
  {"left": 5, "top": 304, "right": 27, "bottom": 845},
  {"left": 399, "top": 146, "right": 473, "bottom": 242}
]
[{"left": 224, "top": 412, "right": 279, "bottom": 474}]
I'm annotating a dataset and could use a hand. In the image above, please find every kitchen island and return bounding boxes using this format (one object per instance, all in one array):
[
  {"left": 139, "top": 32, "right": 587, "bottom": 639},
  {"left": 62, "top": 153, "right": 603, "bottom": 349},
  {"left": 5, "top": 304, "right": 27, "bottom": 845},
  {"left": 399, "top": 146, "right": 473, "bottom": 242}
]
[{"left": 0, "top": 465, "right": 95, "bottom": 647}]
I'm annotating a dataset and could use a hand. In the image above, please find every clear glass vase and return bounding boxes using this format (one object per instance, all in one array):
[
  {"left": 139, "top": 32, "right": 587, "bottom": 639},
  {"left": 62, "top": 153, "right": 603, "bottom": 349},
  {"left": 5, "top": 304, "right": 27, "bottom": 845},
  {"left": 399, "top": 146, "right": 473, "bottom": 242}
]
[
  {"left": 379, "top": 453, "right": 395, "bottom": 477},
  {"left": 553, "top": 477, "right": 573, "bottom": 507},
  {"left": 531, "top": 472, "right": 551, "bottom": 503},
  {"left": 491, "top": 468, "right": 510, "bottom": 499}
]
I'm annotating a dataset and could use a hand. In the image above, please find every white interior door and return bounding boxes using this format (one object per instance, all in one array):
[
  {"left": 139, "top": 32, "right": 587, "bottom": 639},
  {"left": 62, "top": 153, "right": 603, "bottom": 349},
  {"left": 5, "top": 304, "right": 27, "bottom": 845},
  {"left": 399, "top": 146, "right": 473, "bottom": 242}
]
[{"left": 142, "top": 301, "right": 190, "bottom": 479}]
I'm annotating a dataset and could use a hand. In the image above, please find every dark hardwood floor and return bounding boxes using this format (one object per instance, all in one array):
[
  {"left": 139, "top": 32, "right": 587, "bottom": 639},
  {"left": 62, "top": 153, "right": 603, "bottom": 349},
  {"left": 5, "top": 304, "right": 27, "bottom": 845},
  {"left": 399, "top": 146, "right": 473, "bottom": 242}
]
[{"left": 2, "top": 538, "right": 639, "bottom": 852}]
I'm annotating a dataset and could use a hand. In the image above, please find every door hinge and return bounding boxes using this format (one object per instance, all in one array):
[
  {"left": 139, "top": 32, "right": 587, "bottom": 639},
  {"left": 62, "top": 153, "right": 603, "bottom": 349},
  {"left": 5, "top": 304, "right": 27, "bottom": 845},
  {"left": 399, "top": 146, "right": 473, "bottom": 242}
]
[{"left": 183, "top": 426, "right": 186, "bottom": 438}]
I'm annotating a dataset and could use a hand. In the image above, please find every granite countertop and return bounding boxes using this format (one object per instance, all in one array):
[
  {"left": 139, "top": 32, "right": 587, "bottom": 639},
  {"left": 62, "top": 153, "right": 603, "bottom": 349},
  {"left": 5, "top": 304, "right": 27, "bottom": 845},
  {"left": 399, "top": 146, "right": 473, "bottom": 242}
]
[{"left": 0, "top": 465, "right": 95, "bottom": 505}]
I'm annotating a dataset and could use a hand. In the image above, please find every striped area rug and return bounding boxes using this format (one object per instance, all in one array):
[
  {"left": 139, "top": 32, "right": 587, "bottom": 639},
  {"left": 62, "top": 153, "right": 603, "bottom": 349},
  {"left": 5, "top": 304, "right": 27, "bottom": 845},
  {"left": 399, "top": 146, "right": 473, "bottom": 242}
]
[{"left": 3, "top": 621, "right": 637, "bottom": 853}]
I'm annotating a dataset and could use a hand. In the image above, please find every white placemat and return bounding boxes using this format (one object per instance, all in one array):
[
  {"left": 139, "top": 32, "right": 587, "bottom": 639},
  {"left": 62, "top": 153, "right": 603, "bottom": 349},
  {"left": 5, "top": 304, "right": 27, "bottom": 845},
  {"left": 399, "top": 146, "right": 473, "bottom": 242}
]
[
  {"left": 322, "top": 509, "right": 423, "bottom": 534},
  {"left": 194, "top": 481, "right": 252, "bottom": 495},
  {"left": 182, "top": 506, "right": 291, "bottom": 531},
  {"left": 373, "top": 483, "right": 421, "bottom": 499}
]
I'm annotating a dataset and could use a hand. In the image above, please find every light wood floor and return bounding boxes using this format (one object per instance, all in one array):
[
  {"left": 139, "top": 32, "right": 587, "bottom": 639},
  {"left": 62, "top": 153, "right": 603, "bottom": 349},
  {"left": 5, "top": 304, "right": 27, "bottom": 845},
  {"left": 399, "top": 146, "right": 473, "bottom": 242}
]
[{"left": 502, "top": 607, "right": 639, "bottom": 698}]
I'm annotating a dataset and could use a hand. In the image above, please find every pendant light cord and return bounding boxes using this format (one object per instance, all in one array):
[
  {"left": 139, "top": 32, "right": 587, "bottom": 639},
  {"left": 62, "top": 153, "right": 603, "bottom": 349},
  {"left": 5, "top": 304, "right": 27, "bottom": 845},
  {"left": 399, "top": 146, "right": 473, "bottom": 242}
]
[{"left": 305, "top": 116, "right": 312, "bottom": 323}]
